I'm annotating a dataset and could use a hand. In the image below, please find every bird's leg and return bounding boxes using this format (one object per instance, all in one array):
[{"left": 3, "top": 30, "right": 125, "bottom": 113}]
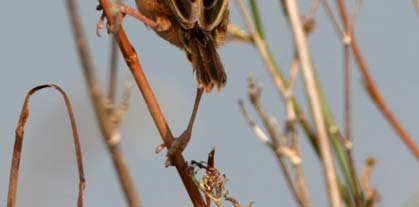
[
  {"left": 96, "top": 2, "right": 160, "bottom": 36},
  {"left": 158, "top": 88, "right": 204, "bottom": 167}
]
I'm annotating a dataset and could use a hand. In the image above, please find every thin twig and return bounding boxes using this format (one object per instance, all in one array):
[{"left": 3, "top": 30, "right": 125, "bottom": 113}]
[
  {"left": 65, "top": 0, "right": 142, "bottom": 206},
  {"left": 320, "top": 0, "right": 346, "bottom": 37},
  {"left": 235, "top": 0, "right": 287, "bottom": 95},
  {"left": 287, "top": 56, "right": 300, "bottom": 90},
  {"left": 336, "top": 0, "right": 419, "bottom": 161},
  {"left": 241, "top": 78, "right": 307, "bottom": 206},
  {"left": 319, "top": 1, "right": 366, "bottom": 205},
  {"left": 342, "top": 19, "right": 364, "bottom": 207},
  {"left": 350, "top": 0, "right": 363, "bottom": 30},
  {"left": 343, "top": 38, "right": 352, "bottom": 145},
  {"left": 306, "top": 0, "right": 320, "bottom": 20},
  {"left": 362, "top": 157, "right": 378, "bottom": 206},
  {"left": 238, "top": 100, "right": 271, "bottom": 146},
  {"left": 234, "top": 0, "right": 321, "bottom": 161},
  {"left": 343, "top": 3, "right": 365, "bottom": 206},
  {"left": 108, "top": 38, "right": 119, "bottom": 103},
  {"left": 284, "top": 62, "right": 311, "bottom": 207},
  {"left": 282, "top": 0, "right": 341, "bottom": 205},
  {"left": 227, "top": 23, "right": 253, "bottom": 42},
  {"left": 7, "top": 84, "right": 85, "bottom": 207},
  {"left": 96, "top": 0, "right": 206, "bottom": 206}
]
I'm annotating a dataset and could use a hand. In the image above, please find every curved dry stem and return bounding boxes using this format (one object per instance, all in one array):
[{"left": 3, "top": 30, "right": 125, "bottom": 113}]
[{"left": 7, "top": 84, "right": 85, "bottom": 207}]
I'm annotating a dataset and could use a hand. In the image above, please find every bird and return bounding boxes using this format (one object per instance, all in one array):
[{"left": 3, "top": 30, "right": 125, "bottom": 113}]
[{"left": 134, "top": 0, "right": 229, "bottom": 92}]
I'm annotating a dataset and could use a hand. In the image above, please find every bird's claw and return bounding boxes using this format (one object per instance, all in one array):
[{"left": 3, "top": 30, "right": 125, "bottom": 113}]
[
  {"left": 96, "top": 3, "right": 126, "bottom": 37},
  {"left": 155, "top": 130, "right": 191, "bottom": 167}
]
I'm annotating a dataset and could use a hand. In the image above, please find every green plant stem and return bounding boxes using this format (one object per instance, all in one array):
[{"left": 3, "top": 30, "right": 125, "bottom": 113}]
[{"left": 248, "top": 0, "right": 265, "bottom": 39}]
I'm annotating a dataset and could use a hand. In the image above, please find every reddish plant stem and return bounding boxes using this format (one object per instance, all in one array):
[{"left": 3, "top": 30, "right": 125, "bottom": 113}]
[
  {"left": 97, "top": 0, "right": 206, "bottom": 206},
  {"left": 336, "top": 0, "right": 419, "bottom": 161}
]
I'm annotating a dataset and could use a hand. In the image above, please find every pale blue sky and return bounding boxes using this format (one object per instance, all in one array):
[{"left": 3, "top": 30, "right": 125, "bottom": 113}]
[{"left": 1, "top": 0, "right": 419, "bottom": 206}]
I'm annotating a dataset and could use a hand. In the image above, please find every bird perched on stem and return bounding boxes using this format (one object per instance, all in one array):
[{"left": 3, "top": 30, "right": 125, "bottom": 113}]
[
  {"left": 134, "top": 0, "right": 230, "bottom": 164},
  {"left": 97, "top": 0, "right": 229, "bottom": 165},
  {"left": 135, "top": 0, "right": 229, "bottom": 92}
]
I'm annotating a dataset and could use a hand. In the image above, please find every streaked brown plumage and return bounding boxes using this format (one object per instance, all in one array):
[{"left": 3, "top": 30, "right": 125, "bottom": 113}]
[{"left": 135, "top": 0, "right": 229, "bottom": 92}]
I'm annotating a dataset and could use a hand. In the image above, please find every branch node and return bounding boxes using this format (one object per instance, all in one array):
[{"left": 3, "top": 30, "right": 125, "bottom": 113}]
[
  {"left": 342, "top": 34, "right": 352, "bottom": 46},
  {"left": 108, "top": 131, "right": 121, "bottom": 146}
]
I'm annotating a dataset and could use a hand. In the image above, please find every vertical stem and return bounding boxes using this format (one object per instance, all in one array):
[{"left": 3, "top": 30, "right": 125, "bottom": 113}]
[
  {"left": 108, "top": 39, "right": 119, "bottom": 103},
  {"left": 66, "top": 0, "right": 141, "bottom": 206},
  {"left": 344, "top": 45, "right": 351, "bottom": 144},
  {"left": 283, "top": 1, "right": 341, "bottom": 206},
  {"left": 336, "top": 0, "right": 419, "bottom": 161}
]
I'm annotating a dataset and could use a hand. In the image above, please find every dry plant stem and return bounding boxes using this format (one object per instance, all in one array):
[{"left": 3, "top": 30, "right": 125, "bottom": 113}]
[
  {"left": 349, "top": 0, "right": 362, "bottom": 30},
  {"left": 97, "top": 0, "right": 206, "bottom": 206},
  {"left": 238, "top": 101, "right": 304, "bottom": 206},
  {"left": 227, "top": 23, "right": 253, "bottom": 42},
  {"left": 108, "top": 39, "right": 119, "bottom": 103},
  {"left": 65, "top": 1, "right": 141, "bottom": 206},
  {"left": 336, "top": 0, "right": 419, "bottom": 161},
  {"left": 235, "top": 0, "right": 286, "bottom": 95},
  {"left": 285, "top": 103, "right": 311, "bottom": 207},
  {"left": 414, "top": 0, "right": 419, "bottom": 14},
  {"left": 247, "top": 82, "right": 308, "bottom": 206},
  {"left": 344, "top": 45, "right": 351, "bottom": 145},
  {"left": 7, "top": 84, "right": 85, "bottom": 207},
  {"left": 320, "top": 1, "right": 364, "bottom": 204},
  {"left": 307, "top": 0, "right": 320, "bottom": 20},
  {"left": 285, "top": 63, "right": 311, "bottom": 207},
  {"left": 238, "top": 101, "right": 270, "bottom": 144},
  {"left": 283, "top": 0, "right": 341, "bottom": 206},
  {"left": 343, "top": 39, "right": 364, "bottom": 206},
  {"left": 361, "top": 157, "right": 377, "bottom": 206},
  {"left": 342, "top": 5, "right": 364, "bottom": 206},
  {"left": 320, "top": 0, "right": 345, "bottom": 37},
  {"left": 235, "top": 0, "right": 319, "bottom": 153},
  {"left": 287, "top": 56, "right": 300, "bottom": 89},
  {"left": 236, "top": 2, "right": 311, "bottom": 205}
]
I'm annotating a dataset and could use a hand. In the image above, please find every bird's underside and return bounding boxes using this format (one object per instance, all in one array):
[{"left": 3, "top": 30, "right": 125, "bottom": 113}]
[{"left": 163, "top": 0, "right": 229, "bottom": 31}]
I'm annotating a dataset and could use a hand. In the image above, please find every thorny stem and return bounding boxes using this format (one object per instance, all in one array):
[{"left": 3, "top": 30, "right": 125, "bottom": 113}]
[
  {"left": 283, "top": 0, "right": 341, "bottom": 206},
  {"left": 66, "top": 0, "right": 141, "bottom": 206},
  {"left": 97, "top": 0, "right": 206, "bottom": 206},
  {"left": 336, "top": 0, "right": 419, "bottom": 161}
]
